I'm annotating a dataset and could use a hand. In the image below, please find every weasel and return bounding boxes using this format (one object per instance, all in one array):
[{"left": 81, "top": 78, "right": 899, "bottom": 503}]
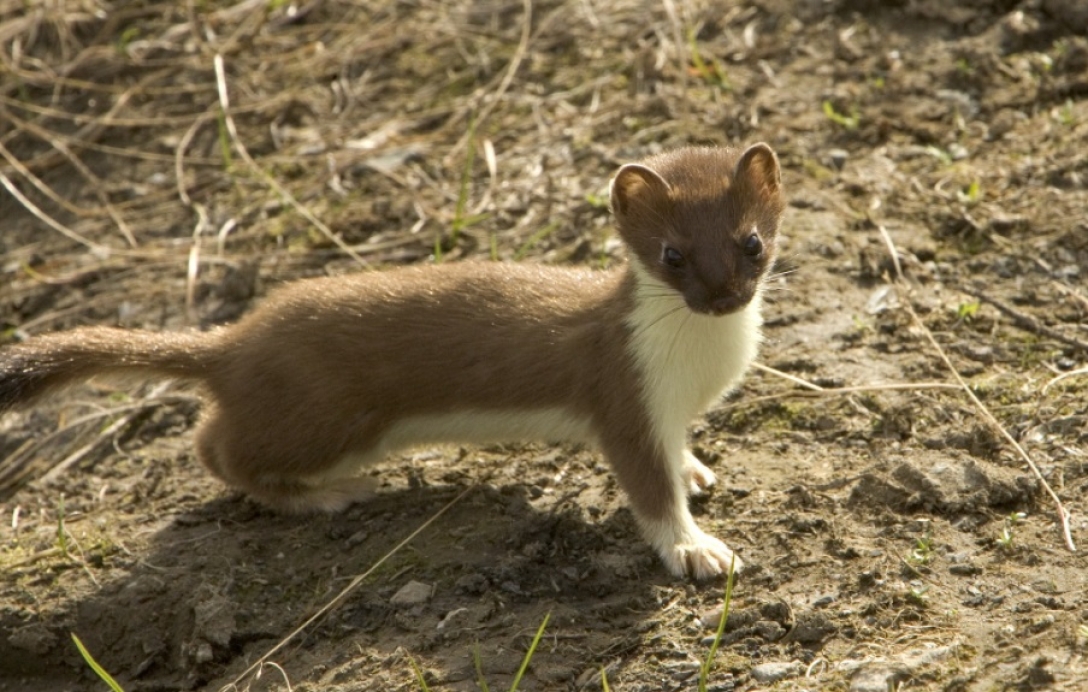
[{"left": 0, "top": 143, "right": 785, "bottom": 580}]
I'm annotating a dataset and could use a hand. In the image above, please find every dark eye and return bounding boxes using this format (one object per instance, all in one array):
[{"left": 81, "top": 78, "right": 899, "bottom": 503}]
[
  {"left": 743, "top": 233, "right": 763, "bottom": 257},
  {"left": 662, "top": 246, "right": 685, "bottom": 268}
]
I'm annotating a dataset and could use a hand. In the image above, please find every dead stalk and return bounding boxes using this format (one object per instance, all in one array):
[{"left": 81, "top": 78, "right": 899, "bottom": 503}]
[
  {"left": 446, "top": 0, "right": 533, "bottom": 163},
  {"left": 0, "top": 170, "right": 107, "bottom": 254},
  {"left": 221, "top": 485, "right": 474, "bottom": 692},
  {"left": 877, "top": 227, "right": 1076, "bottom": 552},
  {"left": 212, "top": 53, "right": 369, "bottom": 267}
]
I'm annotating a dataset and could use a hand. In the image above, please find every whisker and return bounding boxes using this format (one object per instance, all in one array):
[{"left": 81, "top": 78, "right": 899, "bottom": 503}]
[
  {"left": 629, "top": 303, "right": 688, "bottom": 342},
  {"left": 663, "top": 308, "right": 692, "bottom": 368}
]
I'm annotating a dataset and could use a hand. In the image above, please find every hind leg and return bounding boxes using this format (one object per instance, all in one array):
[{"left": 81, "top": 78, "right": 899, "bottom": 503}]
[
  {"left": 241, "top": 475, "right": 380, "bottom": 514},
  {"left": 194, "top": 405, "right": 231, "bottom": 483},
  {"left": 193, "top": 407, "right": 380, "bottom": 513}
]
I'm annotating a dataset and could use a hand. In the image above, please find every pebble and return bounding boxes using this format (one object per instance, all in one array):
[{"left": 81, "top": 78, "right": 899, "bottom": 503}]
[
  {"left": 750, "top": 661, "right": 803, "bottom": 684},
  {"left": 345, "top": 529, "right": 369, "bottom": 548},
  {"left": 962, "top": 344, "right": 995, "bottom": 363},
  {"left": 812, "top": 593, "right": 836, "bottom": 608},
  {"left": 703, "top": 675, "right": 735, "bottom": 692},
  {"left": 827, "top": 148, "right": 849, "bottom": 170},
  {"left": 842, "top": 645, "right": 956, "bottom": 692},
  {"left": 190, "top": 640, "right": 214, "bottom": 665},
  {"left": 850, "top": 665, "right": 907, "bottom": 692},
  {"left": 662, "top": 660, "right": 699, "bottom": 681},
  {"left": 390, "top": 580, "right": 433, "bottom": 606}
]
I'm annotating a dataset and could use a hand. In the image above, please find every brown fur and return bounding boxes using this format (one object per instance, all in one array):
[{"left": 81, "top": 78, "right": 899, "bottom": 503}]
[{"left": 0, "top": 144, "right": 785, "bottom": 579}]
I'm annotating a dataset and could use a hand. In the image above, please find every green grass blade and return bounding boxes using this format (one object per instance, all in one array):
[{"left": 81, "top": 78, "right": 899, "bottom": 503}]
[
  {"left": 408, "top": 654, "right": 431, "bottom": 692},
  {"left": 600, "top": 666, "right": 611, "bottom": 692},
  {"left": 513, "top": 221, "right": 559, "bottom": 261},
  {"left": 71, "top": 633, "right": 125, "bottom": 692},
  {"left": 433, "top": 232, "right": 444, "bottom": 263},
  {"left": 451, "top": 114, "right": 478, "bottom": 238},
  {"left": 436, "top": 114, "right": 480, "bottom": 263},
  {"left": 473, "top": 643, "right": 492, "bottom": 692},
  {"left": 509, "top": 611, "right": 550, "bottom": 691},
  {"left": 698, "top": 555, "right": 737, "bottom": 692}
]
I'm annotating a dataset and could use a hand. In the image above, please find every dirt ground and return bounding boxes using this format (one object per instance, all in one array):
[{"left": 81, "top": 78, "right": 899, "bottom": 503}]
[{"left": 1, "top": 1, "right": 1087, "bottom": 690}]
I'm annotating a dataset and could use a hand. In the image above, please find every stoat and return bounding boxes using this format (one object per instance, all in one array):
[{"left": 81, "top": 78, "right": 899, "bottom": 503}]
[{"left": 0, "top": 143, "right": 785, "bottom": 580}]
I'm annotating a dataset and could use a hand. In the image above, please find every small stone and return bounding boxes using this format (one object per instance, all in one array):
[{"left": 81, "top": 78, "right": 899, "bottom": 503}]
[
  {"left": 500, "top": 581, "right": 523, "bottom": 595},
  {"left": 843, "top": 645, "right": 956, "bottom": 692},
  {"left": 390, "top": 580, "right": 433, "bottom": 606},
  {"left": 191, "top": 640, "right": 215, "bottom": 665},
  {"left": 812, "top": 593, "right": 836, "bottom": 608},
  {"left": 750, "top": 661, "right": 803, "bottom": 684},
  {"left": 752, "top": 620, "right": 787, "bottom": 640},
  {"left": 345, "top": 529, "right": 369, "bottom": 547},
  {"left": 1031, "top": 580, "right": 1058, "bottom": 594},
  {"left": 703, "top": 676, "right": 735, "bottom": 692},
  {"left": 900, "top": 645, "right": 956, "bottom": 668},
  {"left": 827, "top": 149, "right": 849, "bottom": 170},
  {"left": 989, "top": 215, "right": 1030, "bottom": 234},
  {"left": 962, "top": 344, "right": 995, "bottom": 363},
  {"left": 663, "top": 660, "right": 699, "bottom": 681},
  {"left": 850, "top": 666, "right": 907, "bottom": 692},
  {"left": 790, "top": 612, "right": 837, "bottom": 643},
  {"left": 949, "top": 563, "right": 982, "bottom": 576}
]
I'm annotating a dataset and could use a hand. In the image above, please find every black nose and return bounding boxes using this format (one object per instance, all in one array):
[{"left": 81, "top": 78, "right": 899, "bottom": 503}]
[{"left": 710, "top": 295, "right": 747, "bottom": 315}]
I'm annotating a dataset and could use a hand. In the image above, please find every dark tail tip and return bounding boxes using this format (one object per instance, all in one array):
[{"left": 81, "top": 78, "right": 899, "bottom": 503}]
[{"left": 0, "top": 358, "right": 50, "bottom": 413}]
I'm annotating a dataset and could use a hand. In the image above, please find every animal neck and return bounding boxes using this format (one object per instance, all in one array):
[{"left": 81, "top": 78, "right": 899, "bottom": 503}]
[{"left": 623, "top": 259, "right": 763, "bottom": 449}]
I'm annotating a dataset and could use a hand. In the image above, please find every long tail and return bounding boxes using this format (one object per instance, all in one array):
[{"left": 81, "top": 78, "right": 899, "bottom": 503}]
[{"left": 0, "top": 326, "right": 221, "bottom": 411}]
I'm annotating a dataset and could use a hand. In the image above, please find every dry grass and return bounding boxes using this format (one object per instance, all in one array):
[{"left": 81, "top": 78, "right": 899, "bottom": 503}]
[{"left": 0, "top": 0, "right": 701, "bottom": 279}]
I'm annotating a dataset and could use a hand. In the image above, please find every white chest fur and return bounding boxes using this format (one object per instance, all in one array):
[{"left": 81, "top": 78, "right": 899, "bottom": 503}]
[{"left": 625, "top": 261, "right": 762, "bottom": 452}]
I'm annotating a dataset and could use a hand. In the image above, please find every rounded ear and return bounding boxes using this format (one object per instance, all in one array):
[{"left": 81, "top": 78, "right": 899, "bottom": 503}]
[
  {"left": 734, "top": 142, "right": 781, "bottom": 195},
  {"left": 610, "top": 163, "right": 671, "bottom": 216}
]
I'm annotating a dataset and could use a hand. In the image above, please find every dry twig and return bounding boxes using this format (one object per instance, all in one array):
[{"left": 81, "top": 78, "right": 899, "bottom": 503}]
[
  {"left": 221, "top": 485, "right": 474, "bottom": 692},
  {"left": 445, "top": 0, "right": 533, "bottom": 162},
  {"left": 878, "top": 228, "right": 1076, "bottom": 552},
  {"left": 212, "top": 53, "right": 369, "bottom": 267},
  {"left": 0, "top": 170, "right": 106, "bottom": 253},
  {"left": 957, "top": 284, "right": 1088, "bottom": 354}
]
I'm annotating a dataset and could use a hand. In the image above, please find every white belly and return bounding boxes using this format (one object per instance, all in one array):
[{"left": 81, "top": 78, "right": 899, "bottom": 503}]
[
  {"left": 309, "top": 407, "right": 593, "bottom": 486},
  {"left": 382, "top": 408, "right": 595, "bottom": 449}
]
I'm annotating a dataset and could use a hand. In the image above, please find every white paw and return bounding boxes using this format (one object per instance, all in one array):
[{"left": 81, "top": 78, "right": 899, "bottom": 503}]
[
  {"left": 270, "top": 476, "right": 378, "bottom": 513},
  {"left": 683, "top": 450, "right": 717, "bottom": 496},
  {"left": 660, "top": 528, "right": 743, "bottom": 581},
  {"left": 637, "top": 494, "right": 739, "bottom": 580}
]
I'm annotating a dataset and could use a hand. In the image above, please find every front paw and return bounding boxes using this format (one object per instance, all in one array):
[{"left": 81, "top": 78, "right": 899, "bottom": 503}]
[
  {"left": 660, "top": 529, "right": 744, "bottom": 580},
  {"left": 683, "top": 450, "right": 717, "bottom": 496}
]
